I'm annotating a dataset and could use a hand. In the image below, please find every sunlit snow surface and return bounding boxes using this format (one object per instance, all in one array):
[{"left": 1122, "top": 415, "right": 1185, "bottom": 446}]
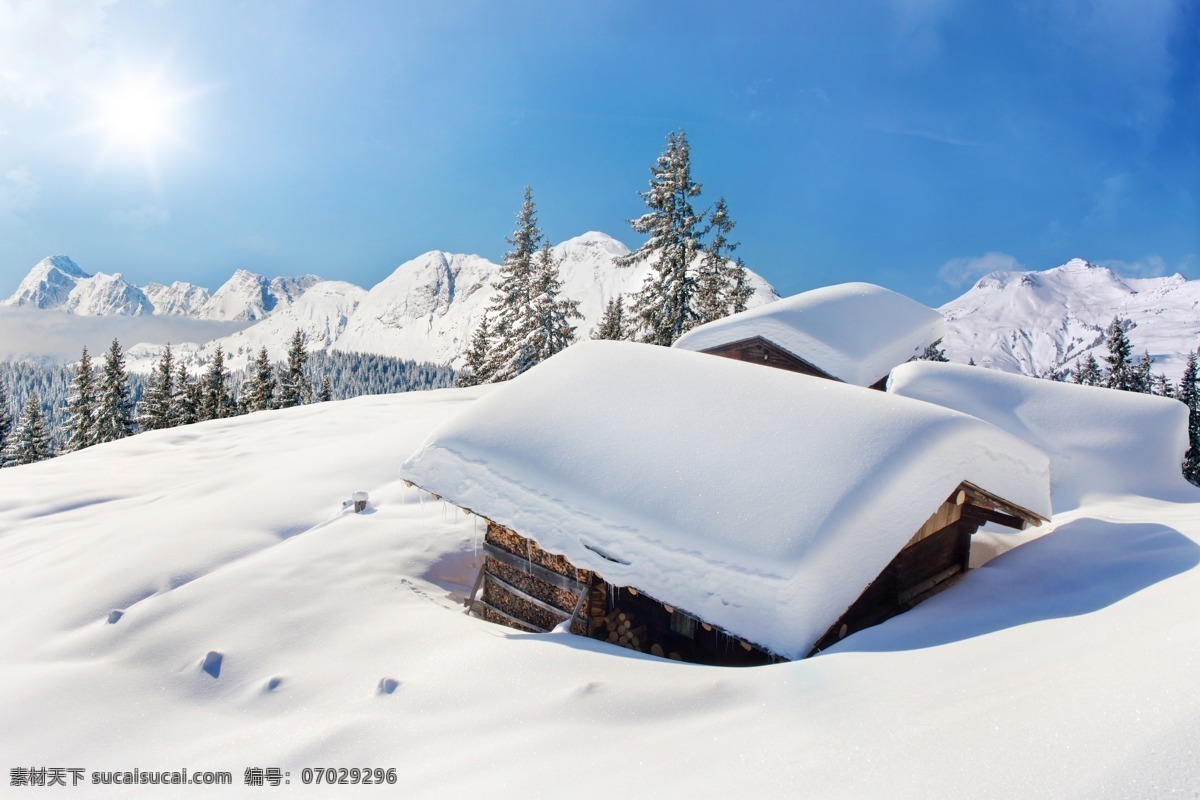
[{"left": 1, "top": 384, "right": 1199, "bottom": 798}]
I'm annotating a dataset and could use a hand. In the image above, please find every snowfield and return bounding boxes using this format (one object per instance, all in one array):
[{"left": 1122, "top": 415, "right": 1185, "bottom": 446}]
[{"left": 1, "top": 385, "right": 1199, "bottom": 798}]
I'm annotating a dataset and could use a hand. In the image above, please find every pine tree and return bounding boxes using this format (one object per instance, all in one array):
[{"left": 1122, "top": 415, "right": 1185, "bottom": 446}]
[
  {"left": 3, "top": 394, "right": 52, "bottom": 465},
  {"left": 509, "top": 241, "right": 582, "bottom": 375},
  {"left": 171, "top": 362, "right": 199, "bottom": 426},
  {"left": 278, "top": 330, "right": 310, "bottom": 407},
  {"left": 1178, "top": 352, "right": 1200, "bottom": 486},
  {"left": 456, "top": 314, "right": 495, "bottom": 388},
  {"left": 1132, "top": 351, "right": 1154, "bottom": 394},
  {"left": 618, "top": 129, "right": 704, "bottom": 345},
  {"left": 64, "top": 346, "right": 97, "bottom": 451},
  {"left": 0, "top": 390, "right": 12, "bottom": 467},
  {"left": 1152, "top": 372, "right": 1174, "bottom": 398},
  {"left": 918, "top": 339, "right": 950, "bottom": 362},
  {"left": 1071, "top": 353, "right": 1103, "bottom": 386},
  {"left": 694, "top": 197, "right": 749, "bottom": 325},
  {"left": 317, "top": 376, "right": 333, "bottom": 402},
  {"left": 486, "top": 186, "right": 543, "bottom": 380},
  {"left": 199, "top": 345, "right": 236, "bottom": 421},
  {"left": 241, "top": 346, "right": 277, "bottom": 413},
  {"left": 593, "top": 295, "right": 632, "bottom": 341},
  {"left": 94, "top": 338, "right": 134, "bottom": 444},
  {"left": 1104, "top": 317, "right": 1135, "bottom": 391},
  {"left": 138, "top": 344, "right": 176, "bottom": 431}
]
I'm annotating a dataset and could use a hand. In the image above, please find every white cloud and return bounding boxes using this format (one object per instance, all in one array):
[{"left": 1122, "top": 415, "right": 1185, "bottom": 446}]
[
  {"left": 938, "top": 251, "right": 1023, "bottom": 287},
  {"left": 0, "top": 164, "right": 39, "bottom": 216},
  {"left": 0, "top": 0, "right": 118, "bottom": 109},
  {"left": 108, "top": 203, "right": 170, "bottom": 229}
]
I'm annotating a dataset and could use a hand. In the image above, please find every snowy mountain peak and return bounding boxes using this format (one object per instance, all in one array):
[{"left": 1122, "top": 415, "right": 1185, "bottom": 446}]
[
  {"left": 553, "top": 231, "right": 632, "bottom": 258},
  {"left": 3, "top": 255, "right": 155, "bottom": 315},
  {"left": 201, "top": 270, "right": 322, "bottom": 321},
  {"left": 4, "top": 255, "right": 92, "bottom": 308}
]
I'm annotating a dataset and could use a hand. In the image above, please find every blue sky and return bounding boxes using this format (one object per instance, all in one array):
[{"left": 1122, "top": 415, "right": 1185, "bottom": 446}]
[{"left": 0, "top": 0, "right": 1195, "bottom": 305}]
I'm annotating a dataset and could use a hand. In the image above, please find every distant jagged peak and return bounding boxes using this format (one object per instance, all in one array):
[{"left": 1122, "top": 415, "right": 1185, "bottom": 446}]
[
  {"left": 553, "top": 231, "right": 632, "bottom": 257},
  {"left": 32, "top": 255, "right": 90, "bottom": 279}
]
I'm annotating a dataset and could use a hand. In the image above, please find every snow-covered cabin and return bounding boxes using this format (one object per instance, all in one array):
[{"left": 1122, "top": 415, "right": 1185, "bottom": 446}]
[
  {"left": 672, "top": 282, "right": 945, "bottom": 389},
  {"left": 400, "top": 342, "right": 1050, "bottom": 663}
]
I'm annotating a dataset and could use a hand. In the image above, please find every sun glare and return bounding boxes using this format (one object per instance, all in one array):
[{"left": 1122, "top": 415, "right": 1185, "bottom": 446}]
[{"left": 96, "top": 78, "right": 178, "bottom": 153}]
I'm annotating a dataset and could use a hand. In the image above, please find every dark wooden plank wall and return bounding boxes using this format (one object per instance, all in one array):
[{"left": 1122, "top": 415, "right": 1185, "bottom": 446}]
[{"left": 702, "top": 336, "right": 890, "bottom": 390}]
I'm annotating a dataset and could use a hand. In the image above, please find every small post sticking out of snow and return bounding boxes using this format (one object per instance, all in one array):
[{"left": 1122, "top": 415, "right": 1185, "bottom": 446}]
[{"left": 352, "top": 490, "right": 369, "bottom": 513}]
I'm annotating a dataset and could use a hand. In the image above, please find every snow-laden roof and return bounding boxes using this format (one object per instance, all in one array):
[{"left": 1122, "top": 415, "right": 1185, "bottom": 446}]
[
  {"left": 888, "top": 361, "right": 1193, "bottom": 509},
  {"left": 400, "top": 341, "right": 1050, "bottom": 659},
  {"left": 672, "top": 282, "right": 945, "bottom": 387}
]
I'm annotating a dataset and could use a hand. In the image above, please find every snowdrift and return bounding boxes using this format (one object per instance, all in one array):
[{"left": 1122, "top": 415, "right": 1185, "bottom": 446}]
[
  {"left": 888, "top": 361, "right": 1193, "bottom": 508},
  {"left": 400, "top": 341, "right": 1050, "bottom": 659}
]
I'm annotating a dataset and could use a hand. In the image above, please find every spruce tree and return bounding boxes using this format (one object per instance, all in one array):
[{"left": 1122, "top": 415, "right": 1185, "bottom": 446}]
[
  {"left": 317, "top": 376, "right": 333, "bottom": 402},
  {"left": 509, "top": 241, "right": 582, "bottom": 375},
  {"left": 278, "top": 330, "right": 310, "bottom": 407},
  {"left": 694, "top": 197, "right": 749, "bottom": 325},
  {"left": 1104, "top": 317, "right": 1135, "bottom": 391},
  {"left": 241, "top": 346, "right": 277, "bottom": 413},
  {"left": 618, "top": 129, "right": 704, "bottom": 345},
  {"left": 138, "top": 344, "right": 176, "bottom": 431},
  {"left": 3, "top": 394, "right": 52, "bottom": 465},
  {"left": 1178, "top": 352, "right": 1200, "bottom": 486},
  {"left": 1132, "top": 351, "right": 1154, "bottom": 394},
  {"left": 593, "top": 295, "right": 631, "bottom": 341},
  {"left": 199, "top": 345, "right": 236, "bottom": 421},
  {"left": 1152, "top": 372, "right": 1174, "bottom": 398},
  {"left": 486, "top": 186, "right": 543, "bottom": 380},
  {"left": 456, "top": 313, "right": 495, "bottom": 388},
  {"left": 64, "top": 346, "right": 97, "bottom": 451},
  {"left": 94, "top": 338, "right": 134, "bottom": 443},
  {"left": 0, "top": 390, "right": 11, "bottom": 467},
  {"left": 918, "top": 340, "right": 950, "bottom": 362},
  {"left": 1072, "top": 353, "right": 1103, "bottom": 386},
  {"left": 171, "top": 362, "right": 199, "bottom": 426}
]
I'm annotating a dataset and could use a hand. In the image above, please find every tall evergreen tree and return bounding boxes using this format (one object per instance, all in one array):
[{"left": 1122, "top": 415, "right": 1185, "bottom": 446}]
[
  {"left": 138, "top": 344, "right": 176, "bottom": 431},
  {"left": 618, "top": 129, "right": 704, "bottom": 345},
  {"left": 171, "top": 362, "right": 199, "bottom": 426},
  {"left": 485, "top": 186, "right": 543, "bottom": 380},
  {"left": 1071, "top": 353, "right": 1103, "bottom": 386},
  {"left": 1152, "top": 372, "right": 1174, "bottom": 398},
  {"left": 241, "top": 346, "right": 277, "bottom": 413},
  {"left": 592, "top": 294, "right": 632, "bottom": 341},
  {"left": 199, "top": 345, "right": 236, "bottom": 421},
  {"left": 1132, "top": 351, "right": 1154, "bottom": 394},
  {"left": 317, "top": 376, "right": 333, "bottom": 402},
  {"left": 0, "top": 389, "right": 11, "bottom": 467},
  {"left": 94, "top": 338, "right": 134, "bottom": 444},
  {"left": 1104, "top": 317, "right": 1135, "bottom": 391},
  {"left": 509, "top": 242, "right": 582, "bottom": 375},
  {"left": 64, "top": 346, "right": 97, "bottom": 451},
  {"left": 1178, "top": 352, "right": 1200, "bottom": 486},
  {"left": 3, "top": 394, "right": 52, "bottom": 465},
  {"left": 694, "top": 197, "right": 749, "bottom": 325},
  {"left": 456, "top": 314, "right": 495, "bottom": 388},
  {"left": 278, "top": 329, "right": 310, "bottom": 407}
]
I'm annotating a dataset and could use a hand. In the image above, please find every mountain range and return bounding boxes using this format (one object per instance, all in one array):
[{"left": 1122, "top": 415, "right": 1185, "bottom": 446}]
[{"left": 5, "top": 242, "right": 1198, "bottom": 380}]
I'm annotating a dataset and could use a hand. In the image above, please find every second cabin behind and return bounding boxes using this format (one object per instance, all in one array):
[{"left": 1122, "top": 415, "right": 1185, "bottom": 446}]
[{"left": 672, "top": 282, "right": 945, "bottom": 389}]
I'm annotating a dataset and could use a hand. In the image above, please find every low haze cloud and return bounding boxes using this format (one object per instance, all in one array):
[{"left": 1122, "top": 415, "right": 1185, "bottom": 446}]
[
  {"left": 938, "top": 252, "right": 1023, "bottom": 288},
  {"left": 0, "top": 307, "right": 247, "bottom": 362}
]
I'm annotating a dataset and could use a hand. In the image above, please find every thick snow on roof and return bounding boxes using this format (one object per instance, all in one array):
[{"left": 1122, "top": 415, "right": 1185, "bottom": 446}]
[
  {"left": 888, "top": 361, "right": 1194, "bottom": 509},
  {"left": 400, "top": 341, "right": 1050, "bottom": 659},
  {"left": 672, "top": 282, "right": 945, "bottom": 386}
]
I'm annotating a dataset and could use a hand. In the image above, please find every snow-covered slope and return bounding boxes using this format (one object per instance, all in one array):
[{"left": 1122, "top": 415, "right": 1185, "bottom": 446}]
[
  {"left": 201, "top": 270, "right": 322, "bottom": 322},
  {"left": 940, "top": 258, "right": 1200, "bottom": 380},
  {"left": 1, "top": 387, "right": 1198, "bottom": 797}
]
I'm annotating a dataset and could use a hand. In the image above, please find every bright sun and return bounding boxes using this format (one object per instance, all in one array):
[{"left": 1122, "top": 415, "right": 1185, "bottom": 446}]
[{"left": 96, "top": 78, "right": 179, "bottom": 153}]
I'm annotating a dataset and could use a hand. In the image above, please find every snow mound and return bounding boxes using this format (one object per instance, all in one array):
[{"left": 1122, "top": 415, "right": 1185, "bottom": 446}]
[
  {"left": 888, "top": 362, "right": 1194, "bottom": 509},
  {"left": 673, "top": 282, "right": 944, "bottom": 387},
  {"left": 400, "top": 341, "right": 1050, "bottom": 659}
]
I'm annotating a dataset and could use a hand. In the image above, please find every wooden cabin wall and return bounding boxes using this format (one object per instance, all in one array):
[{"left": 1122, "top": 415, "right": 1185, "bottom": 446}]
[
  {"left": 478, "top": 523, "right": 591, "bottom": 636},
  {"left": 703, "top": 336, "right": 889, "bottom": 391}
]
